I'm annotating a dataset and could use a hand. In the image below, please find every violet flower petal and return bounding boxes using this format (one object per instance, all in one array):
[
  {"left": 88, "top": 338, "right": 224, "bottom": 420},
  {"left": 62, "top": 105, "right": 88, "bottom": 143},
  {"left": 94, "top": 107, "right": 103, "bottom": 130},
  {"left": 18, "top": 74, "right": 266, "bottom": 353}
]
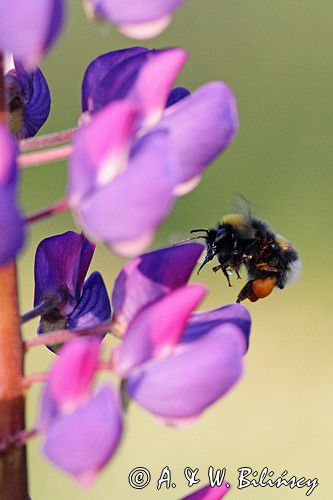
[
  {"left": 76, "top": 129, "right": 175, "bottom": 256},
  {"left": 43, "top": 386, "right": 123, "bottom": 484},
  {"left": 5, "top": 61, "right": 51, "bottom": 139},
  {"left": 89, "top": 0, "right": 185, "bottom": 39},
  {"left": 157, "top": 81, "right": 239, "bottom": 195},
  {"left": 182, "top": 483, "right": 230, "bottom": 500},
  {"left": 0, "top": 125, "right": 25, "bottom": 264},
  {"left": 115, "top": 285, "right": 207, "bottom": 377},
  {"left": 49, "top": 339, "right": 101, "bottom": 412},
  {"left": 34, "top": 232, "right": 95, "bottom": 312},
  {"left": 69, "top": 101, "right": 139, "bottom": 207},
  {"left": 182, "top": 304, "right": 251, "bottom": 353},
  {"left": 126, "top": 324, "right": 245, "bottom": 421},
  {"left": 0, "top": 0, "right": 66, "bottom": 69},
  {"left": 166, "top": 87, "right": 190, "bottom": 108},
  {"left": 82, "top": 47, "right": 150, "bottom": 113},
  {"left": 67, "top": 272, "right": 111, "bottom": 330},
  {"left": 112, "top": 242, "right": 204, "bottom": 329},
  {"left": 39, "top": 381, "right": 60, "bottom": 431}
]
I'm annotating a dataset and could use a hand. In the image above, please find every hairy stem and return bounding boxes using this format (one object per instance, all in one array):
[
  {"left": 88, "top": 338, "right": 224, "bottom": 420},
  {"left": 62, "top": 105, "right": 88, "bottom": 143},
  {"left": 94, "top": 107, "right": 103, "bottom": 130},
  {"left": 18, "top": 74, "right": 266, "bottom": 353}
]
[
  {"left": 18, "top": 144, "right": 72, "bottom": 168},
  {"left": 25, "top": 198, "right": 68, "bottom": 225},
  {"left": 0, "top": 52, "right": 29, "bottom": 500},
  {"left": 0, "top": 263, "right": 28, "bottom": 499},
  {"left": 24, "top": 321, "right": 113, "bottom": 349},
  {"left": 19, "top": 127, "right": 77, "bottom": 152}
]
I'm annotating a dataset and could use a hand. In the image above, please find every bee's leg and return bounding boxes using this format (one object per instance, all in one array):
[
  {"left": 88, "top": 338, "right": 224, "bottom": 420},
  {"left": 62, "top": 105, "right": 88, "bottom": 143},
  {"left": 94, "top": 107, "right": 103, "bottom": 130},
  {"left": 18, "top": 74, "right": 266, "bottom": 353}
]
[
  {"left": 212, "top": 265, "right": 222, "bottom": 273},
  {"left": 236, "top": 277, "right": 277, "bottom": 303},
  {"left": 222, "top": 267, "right": 232, "bottom": 287},
  {"left": 235, "top": 268, "right": 241, "bottom": 280},
  {"left": 236, "top": 280, "right": 256, "bottom": 303}
]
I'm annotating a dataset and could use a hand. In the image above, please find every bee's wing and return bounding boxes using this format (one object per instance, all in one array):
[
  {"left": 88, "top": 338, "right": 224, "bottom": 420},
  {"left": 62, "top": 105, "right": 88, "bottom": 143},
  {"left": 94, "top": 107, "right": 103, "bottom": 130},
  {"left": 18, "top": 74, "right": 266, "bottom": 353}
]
[{"left": 231, "top": 194, "right": 253, "bottom": 222}]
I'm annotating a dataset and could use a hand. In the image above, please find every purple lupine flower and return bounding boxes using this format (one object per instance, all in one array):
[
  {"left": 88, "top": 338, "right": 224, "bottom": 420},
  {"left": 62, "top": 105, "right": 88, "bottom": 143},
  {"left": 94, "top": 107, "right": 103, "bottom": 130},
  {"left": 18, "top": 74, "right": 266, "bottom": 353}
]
[
  {"left": 182, "top": 483, "right": 230, "bottom": 500},
  {"left": 81, "top": 47, "right": 190, "bottom": 115},
  {"left": 111, "top": 242, "right": 204, "bottom": 335},
  {"left": 39, "top": 339, "right": 123, "bottom": 483},
  {"left": 34, "top": 231, "right": 111, "bottom": 345},
  {"left": 69, "top": 101, "right": 175, "bottom": 256},
  {"left": 0, "top": 124, "right": 25, "bottom": 264},
  {"left": 112, "top": 244, "right": 251, "bottom": 424},
  {"left": 71, "top": 48, "right": 238, "bottom": 255},
  {"left": 0, "top": 0, "right": 66, "bottom": 70},
  {"left": 5, "top": 61, "right": 51, "bottom": 138},
  {"left": 84, "top": 0, "right": 186, "bottom": 39}
]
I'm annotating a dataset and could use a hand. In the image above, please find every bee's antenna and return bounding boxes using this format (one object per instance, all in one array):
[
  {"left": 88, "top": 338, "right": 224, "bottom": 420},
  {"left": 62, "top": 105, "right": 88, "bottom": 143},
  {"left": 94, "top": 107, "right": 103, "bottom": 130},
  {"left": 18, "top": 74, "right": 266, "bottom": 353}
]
[{"left": 173, "top": 235, "right": 207, "bottom": 246}]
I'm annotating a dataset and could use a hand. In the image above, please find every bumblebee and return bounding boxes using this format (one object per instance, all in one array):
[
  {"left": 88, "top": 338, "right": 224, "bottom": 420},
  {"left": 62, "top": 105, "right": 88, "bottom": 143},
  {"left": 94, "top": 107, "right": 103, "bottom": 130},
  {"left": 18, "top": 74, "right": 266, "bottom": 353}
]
[{"left": 183, "top": 199, "right": 301, "bottom": 303}]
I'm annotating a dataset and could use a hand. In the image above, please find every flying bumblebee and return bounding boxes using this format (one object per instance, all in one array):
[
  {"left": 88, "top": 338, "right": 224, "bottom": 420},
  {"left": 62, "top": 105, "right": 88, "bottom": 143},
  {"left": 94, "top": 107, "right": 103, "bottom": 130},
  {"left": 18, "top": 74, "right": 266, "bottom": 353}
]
[{"left": 181, "top": 198, "right": 301, "bottom": 303}]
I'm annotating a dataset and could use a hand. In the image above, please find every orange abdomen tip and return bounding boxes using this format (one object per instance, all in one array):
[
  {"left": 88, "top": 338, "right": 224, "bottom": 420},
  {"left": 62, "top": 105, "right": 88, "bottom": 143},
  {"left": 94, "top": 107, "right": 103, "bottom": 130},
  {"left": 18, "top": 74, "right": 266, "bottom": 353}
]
[{"left": 252, "top": 277, "right": 277, "bottom": 299}]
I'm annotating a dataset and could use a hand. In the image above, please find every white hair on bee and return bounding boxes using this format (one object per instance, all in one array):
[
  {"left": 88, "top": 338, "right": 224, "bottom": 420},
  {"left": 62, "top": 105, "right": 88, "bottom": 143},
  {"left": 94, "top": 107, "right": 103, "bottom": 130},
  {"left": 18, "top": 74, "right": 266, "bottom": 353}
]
[{"left": 285, "top": 257, "right": 302, "bottom": 286}]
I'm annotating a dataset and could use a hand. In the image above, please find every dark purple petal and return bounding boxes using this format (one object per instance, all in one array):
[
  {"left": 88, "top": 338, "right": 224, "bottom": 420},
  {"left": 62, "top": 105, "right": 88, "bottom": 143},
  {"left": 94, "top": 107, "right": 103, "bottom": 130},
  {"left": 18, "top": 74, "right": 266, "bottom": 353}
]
[
  {"left": 67, "top": 272, "right": 111, "bottom": 330},
  {"left": 126, "top": 324, "right": 245, "bottom": 421},
  {"left": 81, "top": 48, "right": 187, "bottom": 121},
  {"left": 182, "top": 483, "right": 230, "bottom": 500},
  {"left": 166, "top": 87, "right": 190, "bottom": 108},
  {"left": 157, "top": 81, "right": 239, "bottom": 195},
  {"left": 0, "top": 125, "right": 25, "bottom": 264},
  {"left": 0, "top": 0, "right": 66, "bottom": 69},
  {"left": 34, "top": 232, "right": 95, "bottom": 312},
  {"left": 115, "top": 285, "right": 206, "bottom": 377},
  {"left": 16, "top": 62, "right": 50, "bottom": 138},
  {"left": 112, "top": 243, "right": 204, "bottom": 330},
  {"left": 43, "top": 386, "right": 123, "bottom": 483},
  {"left": 181, "top": 304, "right": 251, "bottom": 353},
  {"left": 75, "top": 129, "right": 175, "bottom": 256},
  {"left": 82, "top": 47, "right": 150, "bottom": 113},
  {"left": 89, "top": 0, "right": 185, "bottom": 38}
]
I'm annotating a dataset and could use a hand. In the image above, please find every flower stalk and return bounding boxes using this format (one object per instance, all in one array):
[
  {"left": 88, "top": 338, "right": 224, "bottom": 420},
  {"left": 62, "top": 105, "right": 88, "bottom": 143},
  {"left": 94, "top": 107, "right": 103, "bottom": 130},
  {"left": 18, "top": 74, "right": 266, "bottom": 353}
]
[
  {"left": 25, "top": 198, "right": 68, "bottom": 225},
  {"left": 18, "top": 144, "right": 72, "bottom": 168},
  {"left": 24, "top": 320, "right": 113, "bottom": 350},
  {"left": 19, "top": 127, "right": 77, "bottom": 152},
  {"left": 0, "top": 52, "right": 29, "bottom": 500},
  {"left": 0, "top": 263, "right": 28, "bottom": 499}
]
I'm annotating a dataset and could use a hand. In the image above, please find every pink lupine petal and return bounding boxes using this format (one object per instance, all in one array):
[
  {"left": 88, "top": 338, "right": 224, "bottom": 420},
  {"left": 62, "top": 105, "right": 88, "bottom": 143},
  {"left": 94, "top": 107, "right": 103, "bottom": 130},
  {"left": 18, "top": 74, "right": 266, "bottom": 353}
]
[
  {"left": 49, "top": 339, "right": 101, "bottom": 412},
  {"left": 135, "top": 48, "right": 188, "bottom": 128},
  {"left": 112, "top": 242, "right": 204, "bottom": 330},
  {"left": 126, "top": 324, "right": 245, "bottom": 421},
  {"left": 43, "top": 386, "right": 123, "bottom": 482},
  {"left": 115, "top": 284, "right": 207, "bottom": 377},
  {"left": 182, "top": 483, "right": 230, "bottom": 500},
  {"left": 157, "top": 81, "right": 239, "bottom": 193},
  {"left": 76, "top": 130, "right": 175, "bottom": 256},
  {"left": 69, "top": 101, "right": 139, "bottom": 207}
]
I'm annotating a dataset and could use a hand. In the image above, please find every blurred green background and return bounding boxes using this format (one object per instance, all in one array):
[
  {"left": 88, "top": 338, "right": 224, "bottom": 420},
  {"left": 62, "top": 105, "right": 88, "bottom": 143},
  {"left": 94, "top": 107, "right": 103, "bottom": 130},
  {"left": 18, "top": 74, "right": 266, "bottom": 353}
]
[{"left": 19, "top": 1, "right": 332, "bottom": 498}]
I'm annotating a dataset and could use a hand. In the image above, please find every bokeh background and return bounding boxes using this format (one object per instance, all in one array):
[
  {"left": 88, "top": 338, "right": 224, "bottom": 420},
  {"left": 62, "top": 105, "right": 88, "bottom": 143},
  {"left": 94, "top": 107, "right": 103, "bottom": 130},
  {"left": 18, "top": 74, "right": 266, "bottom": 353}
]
[{"left": 19, "top": 1, "right": 332, "bottom": 498}]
